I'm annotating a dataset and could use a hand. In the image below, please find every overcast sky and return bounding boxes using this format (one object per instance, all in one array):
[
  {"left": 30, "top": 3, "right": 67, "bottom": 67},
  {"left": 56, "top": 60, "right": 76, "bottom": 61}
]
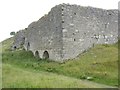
[{"left": 0, "top": 0, "right": 119, "bottom": 42}]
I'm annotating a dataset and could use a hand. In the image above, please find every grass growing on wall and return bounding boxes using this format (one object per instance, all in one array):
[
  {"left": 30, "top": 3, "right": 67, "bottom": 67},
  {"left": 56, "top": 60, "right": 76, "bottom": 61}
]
[{"left": 1, "top": 37, "right": 118, "bottom": 88}]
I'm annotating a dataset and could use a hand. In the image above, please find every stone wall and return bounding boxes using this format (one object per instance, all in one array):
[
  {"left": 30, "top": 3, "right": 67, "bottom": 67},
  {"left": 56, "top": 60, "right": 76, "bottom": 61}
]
[
  {"left": 12, "top": 4, "right": 118, "bottom": 62},
  {"left": 24, "top": 5, "right": 64, "bottom": 62},
  {"left": 12, "top": 30, "right": 26, "bottom": 50},
  {"left": 61, "top": 4, "right": 118, "bottom": 60}
]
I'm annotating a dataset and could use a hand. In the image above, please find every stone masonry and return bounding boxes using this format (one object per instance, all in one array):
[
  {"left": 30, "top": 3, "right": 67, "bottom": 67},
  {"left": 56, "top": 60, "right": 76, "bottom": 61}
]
[{"left": 12, "top": 4, "right": 118, "bottom": 62}]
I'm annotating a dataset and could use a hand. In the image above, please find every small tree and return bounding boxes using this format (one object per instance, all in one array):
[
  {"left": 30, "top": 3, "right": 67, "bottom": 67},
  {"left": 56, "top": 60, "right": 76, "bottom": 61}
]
[{"left": 10, "top": 31, "right": 15, "bottom": 36}]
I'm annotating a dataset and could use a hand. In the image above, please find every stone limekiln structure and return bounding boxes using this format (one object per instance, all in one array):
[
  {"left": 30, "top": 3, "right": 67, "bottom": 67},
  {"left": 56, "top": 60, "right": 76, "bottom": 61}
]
[{"left": 12, "top": 4, "right": 118, "bottom": 62}]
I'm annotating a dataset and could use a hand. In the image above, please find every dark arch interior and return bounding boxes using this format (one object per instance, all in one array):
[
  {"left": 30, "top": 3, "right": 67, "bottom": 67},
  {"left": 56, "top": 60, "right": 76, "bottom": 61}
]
[
  {"left": 43, "top": 51, "right": 49, "bottom": 59},
  {"left": 35, "top": 51, "right": 39, "bottom": 58},
  {"left": 27, "top": 42, "right": 30, "bottom": 51},
  {"left": 22, "top": 37, "right": 25, "bottom": 44},
  {"left": 14, "top": 46, "right": 16, "bottom": 49}
]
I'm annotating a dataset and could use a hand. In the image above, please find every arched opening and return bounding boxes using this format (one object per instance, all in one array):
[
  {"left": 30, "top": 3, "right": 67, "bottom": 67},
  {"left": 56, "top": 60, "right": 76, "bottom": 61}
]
[
  {"left": 23, "top": 37, "right": 25, "bottom": 43},
  {"left": 27, "top": 42, "right": 30, "bottom": 51},
  {"left": 21, "top": 37, "right": 25, "bottom": 45},
  {"left": 43, "top": 51, "right": 49, "bottom": 59},
  {"left": 35, "top": 51, "right": 39, "bottom": 58},
  {"left": 13, "top": 46, "right": 16, "bottom": 49}
]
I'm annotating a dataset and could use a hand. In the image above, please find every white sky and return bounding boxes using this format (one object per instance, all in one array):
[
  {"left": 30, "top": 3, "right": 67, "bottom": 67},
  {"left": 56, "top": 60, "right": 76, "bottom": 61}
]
[{"left": 0, "top": 0, "right": 119, "bottom": 42}]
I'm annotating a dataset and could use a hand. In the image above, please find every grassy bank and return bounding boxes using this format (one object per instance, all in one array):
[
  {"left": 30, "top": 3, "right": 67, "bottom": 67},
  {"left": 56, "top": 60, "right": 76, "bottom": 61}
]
[
  {"left": 3, "top": 63, "right": 115, "bottom": 88},
  {"left": 2, "top": 37, "right": 118, "bottom": 87}
]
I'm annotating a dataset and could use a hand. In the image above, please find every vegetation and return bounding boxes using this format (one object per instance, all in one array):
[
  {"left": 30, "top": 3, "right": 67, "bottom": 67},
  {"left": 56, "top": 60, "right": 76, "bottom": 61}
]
[
  {"left": 1, "top": 37, "right": 118, "bottom": 88},
  {"left": 10, "top": 31, "right": 16, "bottom": 36},
  {"left": 3, "top": 63, "right": 115, "bottom": 88}
]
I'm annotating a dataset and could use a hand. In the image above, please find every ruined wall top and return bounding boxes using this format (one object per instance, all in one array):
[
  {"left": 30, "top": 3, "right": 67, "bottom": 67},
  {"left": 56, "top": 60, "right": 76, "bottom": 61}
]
[{"left": 27, "top": 3, "right": 118, "bottom": 29}]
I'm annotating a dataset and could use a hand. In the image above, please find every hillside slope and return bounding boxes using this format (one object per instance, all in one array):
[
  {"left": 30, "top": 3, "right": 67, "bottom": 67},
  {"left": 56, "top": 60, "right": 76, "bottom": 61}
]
[
  {"left": 3, "top": 63, "right": 116, "bottom": 88},
  {"left": 1, "top": 37, "right": 118, "bottom": 88}
]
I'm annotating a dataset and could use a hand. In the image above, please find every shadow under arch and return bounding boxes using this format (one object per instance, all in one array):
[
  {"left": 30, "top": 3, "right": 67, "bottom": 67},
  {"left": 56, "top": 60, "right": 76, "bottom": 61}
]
[
  {"left": 27, "top": 42, "right": 30, "bottom": 51},
  {"left": 35, "top": 51, "right": 39, "bottom": 58},
  {"left": 43, "top": 51, "right": 49, "bottom": 59},
  {"left": 22, "top": 37, "right": 25, "bottom": 45}
]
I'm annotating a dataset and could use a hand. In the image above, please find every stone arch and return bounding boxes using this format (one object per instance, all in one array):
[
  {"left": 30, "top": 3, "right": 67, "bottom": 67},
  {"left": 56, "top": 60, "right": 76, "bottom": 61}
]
[
  {"left": 27, "top": 42, "right": 30, "bottom": 51},
  {"left": 13, "top": 46, "right": 17, "bottom": 50},
  {"left": 35, "top": 51, "right": 39, "bottom": 58},
  {"left": 43, "top": 51, "right": 49, "bottom": 59},
  {"left": 21, "top": 37, "right": 25, "bottom": 45},
  {"left": 23, "top": 37, "right": 25, "bottom": 43}
]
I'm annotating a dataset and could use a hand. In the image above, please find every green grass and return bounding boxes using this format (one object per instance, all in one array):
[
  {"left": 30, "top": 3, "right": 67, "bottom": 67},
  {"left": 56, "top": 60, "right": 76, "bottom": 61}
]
[
  {"left": 3, "top": 63, "right": 115, "bottom": 88},
  {"left": 1, "top": 37, "right": 119, "bottom": 88}
]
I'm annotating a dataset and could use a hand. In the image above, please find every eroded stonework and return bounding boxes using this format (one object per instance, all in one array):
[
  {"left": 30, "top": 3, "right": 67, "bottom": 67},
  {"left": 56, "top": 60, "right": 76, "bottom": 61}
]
[{"left": 12, "top": 4, "right": 118, "bottom": 62}]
